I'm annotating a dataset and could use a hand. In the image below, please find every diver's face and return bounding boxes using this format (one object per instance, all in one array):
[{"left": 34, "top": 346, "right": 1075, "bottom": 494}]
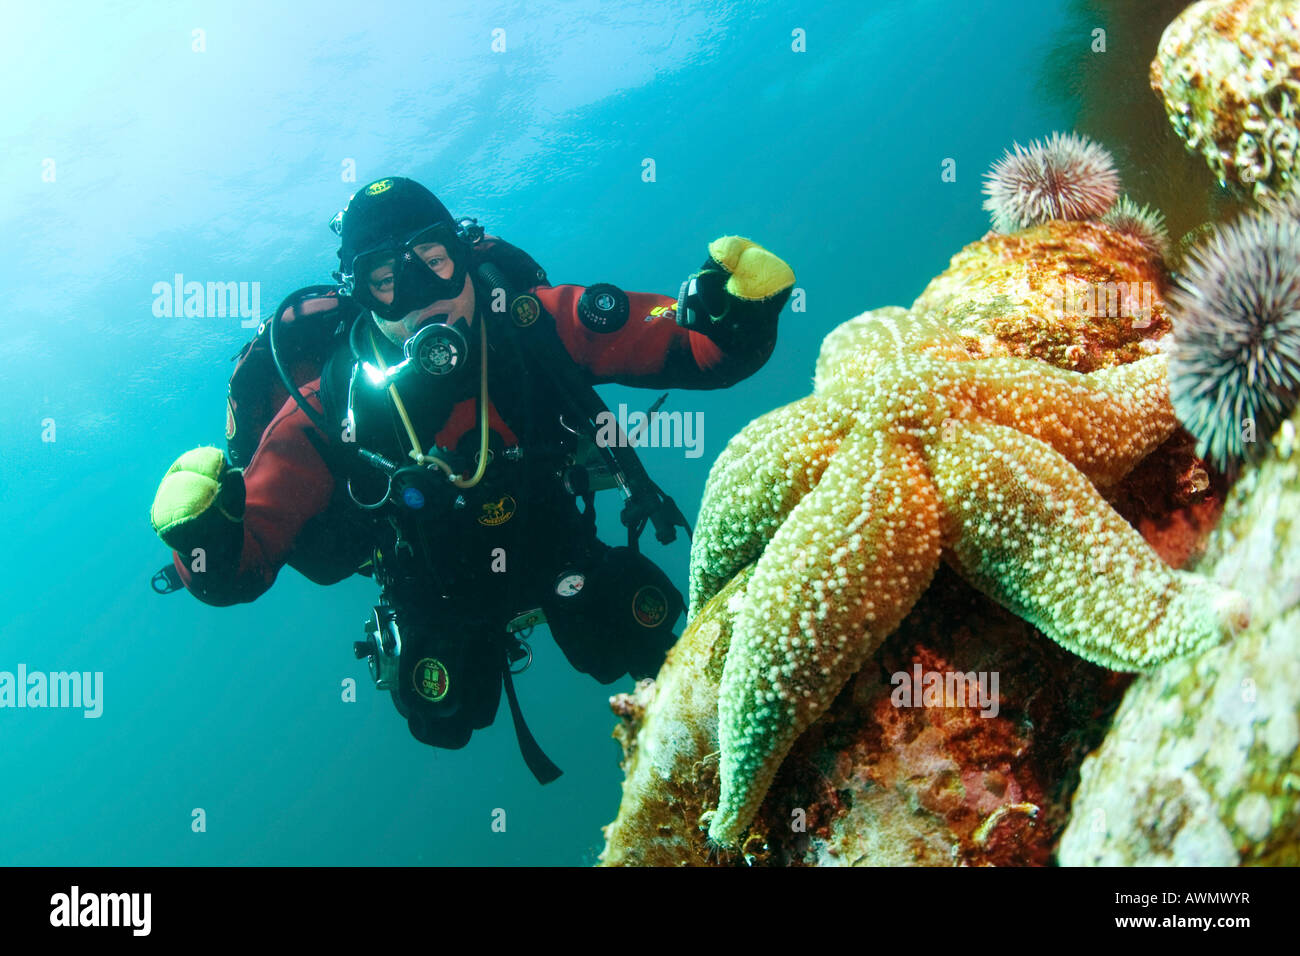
[{"left": 368, "top": 241, "right": 475, "bottom": 345}]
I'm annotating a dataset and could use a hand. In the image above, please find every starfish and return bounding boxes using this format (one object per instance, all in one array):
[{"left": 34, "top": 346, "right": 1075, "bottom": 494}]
[{"left": 691, "top": 307, "right": 1251, "bottom": 849}]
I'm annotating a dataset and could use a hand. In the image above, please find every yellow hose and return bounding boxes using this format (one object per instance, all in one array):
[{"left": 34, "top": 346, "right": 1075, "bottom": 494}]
[{"left": 368, "top": 318, "right": 491, "bottom": 488}]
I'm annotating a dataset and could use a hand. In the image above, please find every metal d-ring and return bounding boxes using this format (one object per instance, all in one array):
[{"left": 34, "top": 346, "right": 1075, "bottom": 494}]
[
  {"left": 347, "top": 473, "right": 393, "bottom": 510},
  {"left": 557, "top": 414, "right": 585, "bottom": 438}
]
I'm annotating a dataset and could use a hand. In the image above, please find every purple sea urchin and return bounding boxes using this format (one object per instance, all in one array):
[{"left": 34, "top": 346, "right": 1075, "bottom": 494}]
[
  {"left": 983, "top": 132, "right": 1121, "bottom": 233},
  {"left": 1168, "top": 211, "right": 1300, "bottom": 470},
  {"left": 1101, "top": 195, "right": 1171, "bottom": 259},
  {"left": 1260, "top": 186, "right": 1300, "bottom": 222}
]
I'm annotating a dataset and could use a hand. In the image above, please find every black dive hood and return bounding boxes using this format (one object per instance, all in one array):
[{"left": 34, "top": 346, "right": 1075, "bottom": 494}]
[{"left": 333, "top": 177, "right": 469, "bottom": 320}]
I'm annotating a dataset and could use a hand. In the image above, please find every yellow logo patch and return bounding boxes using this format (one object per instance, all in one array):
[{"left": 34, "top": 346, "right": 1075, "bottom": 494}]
[
  {"left": 366, "top": 179, "right": 394, "bottom": 195},
  {"left": 478, "top": 494, "right": 517, "bottom": 526},
  {"left": 511, "top": 294, "right": 540, "bottom": 327},
  {"left": 632, "top": 586, "right": 669, "bottom": 628}
]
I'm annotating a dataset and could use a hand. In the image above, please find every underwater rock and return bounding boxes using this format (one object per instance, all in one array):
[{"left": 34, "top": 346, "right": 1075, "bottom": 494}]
[
  {"left": 601, "top": 563, "right": 1129, "bottom": 866},
  {"left": 1151, "top": 0, "right": 1300, "bottom": 202},
  {"left": 601, "top": 290, "right": 1234, "bottom": 865},
  {"left": 1059, "top": 408, "right": 1300, "bottom": 866},
  {"left": 600, "top": 571, "right": 741, "bottom": 867},
  {"left": 911, "top": 220, "right": 1170, "bottom": 373},
  {"left": 1105, "top": 430, "right": 1226, "bottom": 572}
]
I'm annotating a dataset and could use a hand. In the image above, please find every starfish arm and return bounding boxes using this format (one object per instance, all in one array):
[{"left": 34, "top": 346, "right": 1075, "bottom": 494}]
[
  {"left": 816, "top": 309, "right": 971, "bottom": 399},
  {"left": 928, "top": 421, "right": 1249, "bottom": 672},
  {"left": 960, "top": 354, "right": 1177, "bottom": 489},
  {"left": 707, "top": 428, "right": 943, "bottom": 848},
  {"left": 689, "top": 395, "right": 848, "bottom": 616}
]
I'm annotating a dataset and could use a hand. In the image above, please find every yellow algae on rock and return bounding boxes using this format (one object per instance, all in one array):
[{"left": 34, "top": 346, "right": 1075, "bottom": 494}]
[{"left": 600, "top": 569, "right": 750, "bottom": 867}]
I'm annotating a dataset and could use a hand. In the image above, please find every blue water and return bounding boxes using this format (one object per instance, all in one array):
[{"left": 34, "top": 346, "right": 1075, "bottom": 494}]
[{"left": 0, "top": 0, "right": 1074, "bottom": 864}]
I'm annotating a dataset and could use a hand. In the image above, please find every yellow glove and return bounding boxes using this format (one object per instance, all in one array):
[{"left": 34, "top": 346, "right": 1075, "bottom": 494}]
[
  {"left": 678, "top": 236, "right": 794, "bottom": 354},
  {"left": 150, "top": 447, "right": 245, "bottom": 557},
  {"left": 705, "top": 236, "right": 795, "bottom": 301}
]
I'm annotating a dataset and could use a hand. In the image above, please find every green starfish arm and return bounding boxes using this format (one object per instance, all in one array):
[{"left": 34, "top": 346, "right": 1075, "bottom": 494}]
[
  {"left": 689, "top": 395, "right": 849, "bottom": 616},
  {"left": 707, "top": 427, "right": 944, "bottom": 847},
  {"left": 928, "top": 420, "right": 1249, "bottom": 671}
]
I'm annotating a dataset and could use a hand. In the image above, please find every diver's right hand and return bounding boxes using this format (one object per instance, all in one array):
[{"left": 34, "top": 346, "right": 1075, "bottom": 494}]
[
  {"left": 677, "top": 236, "right": 794, "bottom": 356},
  {"left": 150, "top": 447, "right": 245, "bottom": 557}
]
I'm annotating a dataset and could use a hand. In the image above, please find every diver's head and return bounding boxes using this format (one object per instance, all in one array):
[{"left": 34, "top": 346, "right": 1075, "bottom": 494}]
[{"left": 334, "top": 177, "right": 475, "bottom": 342}]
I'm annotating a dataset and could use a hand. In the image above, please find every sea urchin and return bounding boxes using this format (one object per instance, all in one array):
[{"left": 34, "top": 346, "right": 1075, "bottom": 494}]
[
  {"left": 983, "top": 131, "right": 1121, "bottom": 233},
  {"left": 1101, "top": 195, "right": 1171, "bottom": 259},
  {"left": 1168, "top": 211, "right": 1300, "bottom": 471}
]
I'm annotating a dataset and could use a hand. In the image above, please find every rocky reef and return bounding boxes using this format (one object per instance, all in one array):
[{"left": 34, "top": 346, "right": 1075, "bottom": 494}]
[
  {"left": 1151, "top": 0, "right": 1300, "bottom": 202},
  {"left": 911, "top": 220, "right": 1171, "bottom": 372},
  {"left": 1059, "top": 407, "right": 1300, "bottom": 865},
  {"left": 600, "top": 220, "right": 1235, "bottom": 866},
  {"left": 600, "top": 4, "right": 1300, "bottom": 865}
]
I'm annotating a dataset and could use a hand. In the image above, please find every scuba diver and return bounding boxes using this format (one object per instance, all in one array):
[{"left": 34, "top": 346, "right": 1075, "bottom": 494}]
[{"left": 149, "top": 176, "right": 794, "bottom": 781}]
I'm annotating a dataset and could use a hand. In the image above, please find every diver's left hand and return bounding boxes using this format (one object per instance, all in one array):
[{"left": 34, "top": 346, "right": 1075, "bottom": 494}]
[
  {"left": 150, "top": 446, "right": 245, "bottom": 560},
  {"left": 677, "top": 236, "right": 795, "bottom": 352}
]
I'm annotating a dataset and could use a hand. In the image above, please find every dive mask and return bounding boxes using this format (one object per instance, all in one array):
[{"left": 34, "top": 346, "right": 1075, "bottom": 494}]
[{"left": 342, "top": 222, "right": 468, "bottom": 320}]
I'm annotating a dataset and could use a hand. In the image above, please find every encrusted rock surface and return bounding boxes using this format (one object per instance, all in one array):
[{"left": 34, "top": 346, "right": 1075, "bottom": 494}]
[
  {"left": 598, "top": 220, "right": 1225, "bottom": 866},
  {"left": 912, "top": 221, "right": 1171, "bottom": 372},
  {"left": 1151, "top": 0, "right": 1300, "bottom": 201},
  {"left": 1059, "top": 410, "right": 1300, "bottom": 866}
]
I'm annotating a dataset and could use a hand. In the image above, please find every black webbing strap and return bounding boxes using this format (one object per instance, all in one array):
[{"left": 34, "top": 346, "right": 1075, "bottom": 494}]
[{"left": 501, "top": 660, "right": 563, "bottom": 784}]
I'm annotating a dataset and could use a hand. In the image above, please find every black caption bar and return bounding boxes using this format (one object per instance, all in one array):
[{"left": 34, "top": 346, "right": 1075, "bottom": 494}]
[{"left": 0, "top": 866, "right": 1284, "bottom": 941}]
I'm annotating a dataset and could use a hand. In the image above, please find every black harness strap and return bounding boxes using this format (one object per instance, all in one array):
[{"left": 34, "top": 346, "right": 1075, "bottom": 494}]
[{"left": 502, "top": 663, "right": 563, "bottom": 784}]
